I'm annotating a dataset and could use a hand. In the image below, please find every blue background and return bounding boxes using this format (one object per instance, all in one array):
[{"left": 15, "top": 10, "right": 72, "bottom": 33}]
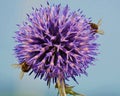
[{"left": 0, "top": 0, "right": 120, "bottom": 96}]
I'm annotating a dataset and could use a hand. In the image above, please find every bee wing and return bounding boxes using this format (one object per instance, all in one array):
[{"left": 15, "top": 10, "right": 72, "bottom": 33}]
[
  {"left": 19, "top": 71, "right": 24, "bottom": 80},
  {"left": 97, "top": 19, "right": 102, "bottom": 27},
  {"left": 97, "top": 30, "right": 104, "bottom": 35},
  {"left": 11, "top": 64, "right": 20, "bottom": 68}
]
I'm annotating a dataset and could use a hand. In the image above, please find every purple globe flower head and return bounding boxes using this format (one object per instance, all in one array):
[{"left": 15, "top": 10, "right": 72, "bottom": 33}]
[{"left": 14, "top": 2, "right": 100, "bottom": 88}]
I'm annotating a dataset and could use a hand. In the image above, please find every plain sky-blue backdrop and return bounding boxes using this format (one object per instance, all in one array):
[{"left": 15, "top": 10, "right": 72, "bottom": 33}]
[{"left": 0, "top": 0, "right": 120, "bottom": 96}]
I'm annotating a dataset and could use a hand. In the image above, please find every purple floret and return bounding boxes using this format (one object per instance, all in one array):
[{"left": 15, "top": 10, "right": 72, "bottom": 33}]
[{"left": 14, "top": 3, "right": 99, "bottom": 84}]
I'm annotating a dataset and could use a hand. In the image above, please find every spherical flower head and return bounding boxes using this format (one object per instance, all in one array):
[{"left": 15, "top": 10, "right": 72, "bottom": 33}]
[{"left": 14, "top": 3, "right": 99, "bottom": 84}]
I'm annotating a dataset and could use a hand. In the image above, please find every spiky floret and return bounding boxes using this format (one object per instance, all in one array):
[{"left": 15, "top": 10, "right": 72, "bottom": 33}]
[{"left": 14, "top": 3, "right": 99, "bottom": 85}]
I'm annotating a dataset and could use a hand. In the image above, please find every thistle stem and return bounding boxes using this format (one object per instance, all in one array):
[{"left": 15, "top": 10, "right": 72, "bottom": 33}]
[{"left": 57, "top": 78, "right": 66, "bottom": 96}]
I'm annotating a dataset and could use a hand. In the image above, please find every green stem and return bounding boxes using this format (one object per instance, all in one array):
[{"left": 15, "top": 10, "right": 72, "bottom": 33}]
[{"left": 57, "top": 78, "right": 66, "bottom": 96}]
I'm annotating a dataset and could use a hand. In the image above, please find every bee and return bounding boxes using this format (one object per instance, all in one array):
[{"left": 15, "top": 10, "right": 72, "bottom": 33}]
[
  {"left": 89, "top": 19, "right": 104, "bottom": 35},
  {"left": 12, "top": 61, "right": 31, "bottom": 79}
]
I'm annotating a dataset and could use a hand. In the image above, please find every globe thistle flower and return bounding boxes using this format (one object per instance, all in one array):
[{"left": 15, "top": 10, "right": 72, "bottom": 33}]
[{"left": 14, "top": 2, "right": 101, "bottom": 96}]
